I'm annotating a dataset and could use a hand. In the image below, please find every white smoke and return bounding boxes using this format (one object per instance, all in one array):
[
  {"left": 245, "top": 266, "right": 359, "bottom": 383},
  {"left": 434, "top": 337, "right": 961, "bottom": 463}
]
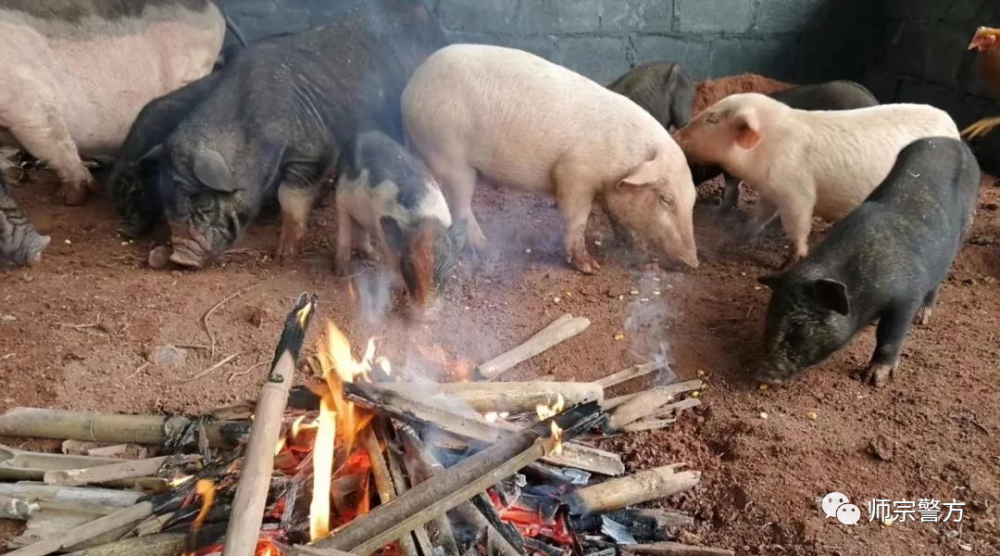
[
  {"left": 623, "top": 268, "right": 677, "bottom": 385},
  {"left": 352, "top": 271, "right": 394, "bottom": 325}
]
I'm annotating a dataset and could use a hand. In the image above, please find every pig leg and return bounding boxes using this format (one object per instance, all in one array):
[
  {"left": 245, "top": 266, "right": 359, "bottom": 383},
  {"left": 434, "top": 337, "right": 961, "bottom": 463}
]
[
  {"left": 277, "top": 181, "right": 320, "bottom": 264},
  {"left": 434, "top": 162, "right": 495, "bottom": 260},
  {"left": 720, "top": 174, "right": 741, "bottom": 212},
  {"left": 863, "top": 303, "right": 921, "bottom": 387},
  {"left": 0, "top": 99, "right": 93, "bottom": 206},
  {"left": 774, "top": 195, "right": 815, "bottom": 268},
  {"left": 553, "top": 173, "right": 599, "bottom": 274},
  {"left": 334, "top": 202, "right": 354, "bottom": 276},
  {"left": 914, "top": 288, "right": 938, "bottom": 326},
  {"left": 354, "top": 227, "right": 380, "bottom": 260}
]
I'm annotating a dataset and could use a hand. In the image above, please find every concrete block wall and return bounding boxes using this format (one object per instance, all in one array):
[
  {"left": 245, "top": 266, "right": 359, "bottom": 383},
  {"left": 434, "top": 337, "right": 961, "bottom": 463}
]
[
  {"left": 864, "top": 0, "right": 1000, "bottom": 129},
  {"left": 220, "top": 0, "right": 882, "bottom": 85}
]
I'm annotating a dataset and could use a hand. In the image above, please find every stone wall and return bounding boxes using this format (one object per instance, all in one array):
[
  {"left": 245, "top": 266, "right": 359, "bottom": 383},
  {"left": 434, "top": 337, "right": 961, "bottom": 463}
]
[
  {"left": 864, "top": 0, "right": 1000, "bottom": 129},
  {"left": 220, "top": 0, "right": 881, "bottom": 85}
]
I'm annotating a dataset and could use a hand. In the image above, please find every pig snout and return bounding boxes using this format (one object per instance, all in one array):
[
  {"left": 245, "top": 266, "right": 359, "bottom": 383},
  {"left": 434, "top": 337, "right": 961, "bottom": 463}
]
[{"left": 166, "top": 223, "right": 214, "bottom": 269}]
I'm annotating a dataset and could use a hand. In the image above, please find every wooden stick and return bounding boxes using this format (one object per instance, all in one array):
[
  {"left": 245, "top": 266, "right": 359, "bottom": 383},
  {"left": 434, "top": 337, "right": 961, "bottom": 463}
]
[
  {"left": 223, "top": 294, "right": 315, "bottom": 556},
  {"left": 538, "top": 313, "right": 575, "bottom": 335},
  {"left": 397, "top": 425, "right": 523, "bottom": 556},
  {"left": 0, "top": 408, "right": 248, "bottom": 448},
  {"left": 5, "top": 501, "right": 154, "bottom": 556},
  {"left": 648, "top": 398, "right": 702, "bottom": 419},
  {"left": 627, "top": 542, "right": 734, "bottom": 556},
  {"left": 0, "top": 483, "right": 141, "bottom": 508},
  {"left": 397, "top": 428, "right": 461, "bottom": 556},
  {"left": 360, "top": 424, "right": 420, "bottom": 556},
  {"left": 348, "top": 383, "right": 623, "bottom": 476},
  {"left": 306, "top": 405, "right": 600, "bottom": 556},
  {"left": 563, "top": 464, "right": 700, "bottom": 516},
  {"left": 478, "top": 316, "right": 591, "bottom": 379},
  {"left": 375, "top": 381, "right": 603, "bottom": 413},
  {"left": 0, "top": 495, "right": 37, "bottom": 520},
  {"left": 607, "top": 380, "right": 703, "bottom": 432},
  {"left": 631, "top": 508, "right": 695, "bottom": 530},
  {"left": 385, "top": 440, "right": 434, "bottom": 556},
  {"left": 65, "top": 533, "right": 186, "bottom": 556},
  {"left": 621, "top": 419, "right": 676, "bottom": 433},
  {"left": 596, "top": 363, "right": 662, "bottom": 389},
  {"left": 43, "top": 455, "right": 200, "bottom": 486}
]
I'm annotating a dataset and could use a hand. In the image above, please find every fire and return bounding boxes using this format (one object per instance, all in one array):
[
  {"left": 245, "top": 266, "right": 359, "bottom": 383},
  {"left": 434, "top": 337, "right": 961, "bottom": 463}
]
[
  {"left": 309, "top": 321, "right": 379, "bottom": 542},
  {"left": 310, "top": 395, "right": 336, "bottom": 541},
  {"left": 536, "top": 395, "right": 565, "bottom": 455}
]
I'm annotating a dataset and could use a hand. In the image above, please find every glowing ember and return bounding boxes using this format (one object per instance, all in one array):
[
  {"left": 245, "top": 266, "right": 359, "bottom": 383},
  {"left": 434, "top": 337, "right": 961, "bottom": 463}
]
[{"left": 310, "top": 394, "right": 336, "bottom": 541}]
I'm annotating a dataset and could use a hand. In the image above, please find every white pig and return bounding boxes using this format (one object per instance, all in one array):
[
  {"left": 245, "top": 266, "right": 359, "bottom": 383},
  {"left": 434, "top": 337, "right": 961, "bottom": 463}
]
[
  {"left": 0, "top": 0, "right": 225, "bottom": 205},
  {"left": 674, "top": 93, "right": 959, "bottom": 265},
  {"left": 402, "top": 44, "right": 698, "bottom": 274}
]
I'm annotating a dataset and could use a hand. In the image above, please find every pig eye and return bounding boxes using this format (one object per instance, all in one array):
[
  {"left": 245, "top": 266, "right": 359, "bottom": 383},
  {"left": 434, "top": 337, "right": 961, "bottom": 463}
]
[
  {"left": 659, "top": 194, "right": 674, "bottom": 207},
  {"left": 706, "top": 113, "right": 720, "bottom": 124}
]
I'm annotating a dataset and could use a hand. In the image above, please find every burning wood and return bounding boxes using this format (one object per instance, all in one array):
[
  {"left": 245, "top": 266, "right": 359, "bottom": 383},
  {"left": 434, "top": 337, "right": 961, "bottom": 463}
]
[
  {"left": 224, "top": 294, "right": 316, "bottom": 556},
  {"left": 0, "top": 296, "right": 719, "bottom": 556},
  {"left": 374, "top": 381, "right": 603, "bottom": 414}
]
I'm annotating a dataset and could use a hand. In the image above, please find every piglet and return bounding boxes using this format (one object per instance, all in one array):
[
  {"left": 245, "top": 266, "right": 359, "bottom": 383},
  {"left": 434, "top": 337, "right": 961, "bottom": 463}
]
[
  {"left": 675, "top": 93, "right": 958, "bottom": 266},
  {"left": 403, "top": 44, "right": 698, "bottom": 273},
  {"left": 757, "top": 137, "right": 980, "bottom": 387},
  {"left": 335, "top": 130, "right": 461, "bottom": 322},
  {"left": 607, "top": 62, "right": 695, "bottom": 130},
  {"left": 0, "top": 173, "right": 50, "bottom": 268}
]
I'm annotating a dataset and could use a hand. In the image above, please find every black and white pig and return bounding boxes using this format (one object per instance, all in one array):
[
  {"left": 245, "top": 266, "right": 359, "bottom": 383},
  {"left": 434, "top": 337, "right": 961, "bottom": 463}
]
[
  {"left": 334, "top": 131, "right": 461, "bottom": 321},
  {"left": 607, "top": 62, "right": 695, "bottom": 131},
  {"left": 756, "top": 137, "right": 980, "bottom": 387},
  {"left": 691, "top": 80, "right": 880, "bottom": 211},
  {"left": 109, "top": 0, "right": 447, "bottom": 269},
  {"left": 0, "top": 173, "right": 49, "bottom": 267}
]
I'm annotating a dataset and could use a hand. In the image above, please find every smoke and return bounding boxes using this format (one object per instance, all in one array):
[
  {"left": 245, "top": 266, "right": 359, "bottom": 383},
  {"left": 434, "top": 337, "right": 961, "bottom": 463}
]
[
  {"left": 623, "top": 268, "right": 677, "bottom": 385},
  {"left": 352, "top": 271, "right": 394, "bottom": 325}
]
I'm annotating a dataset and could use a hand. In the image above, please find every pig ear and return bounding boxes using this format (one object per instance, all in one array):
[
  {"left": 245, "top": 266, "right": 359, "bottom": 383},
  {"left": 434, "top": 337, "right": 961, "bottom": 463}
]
[
  {"left": 757, "top": 273, "right": 784, "bottom": 289},
  {"left": 380, "top": 216, "right": 407, "bottom": 253},
  {"left": 616, "top": 158, "right": 660, "bottom": 190},
  {"left": 734, "top": 110, "right": 762, "bottom": 150},
  {"left": 811, "top": 278, "right": 850, "bottom": 316},
  {"left": 193, "top": 149, "right": 240, "bottom": 193}
]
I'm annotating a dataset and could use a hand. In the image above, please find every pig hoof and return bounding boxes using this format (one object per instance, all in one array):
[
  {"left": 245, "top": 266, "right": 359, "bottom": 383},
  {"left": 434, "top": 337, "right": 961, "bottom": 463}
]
[
  {"left": 915, "top": 307, "right": 932, "bottom": 326},
  {"left": 861, "top": 363, "right": 897, "bottom": 388},
  {"left": 569, "top": 253, "right": 600, "bottom": 275},
  {"left": 148, "top": 246, "right": 173, "bottom": 269}
]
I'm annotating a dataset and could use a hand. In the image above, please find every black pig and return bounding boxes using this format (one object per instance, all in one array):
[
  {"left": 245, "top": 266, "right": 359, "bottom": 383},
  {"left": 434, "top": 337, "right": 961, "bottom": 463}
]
[
  {"left": 608, "top": 62, "right": 695, "bottom": 131},
  {"left": 0, "top": 173, "right": 50, "bottom": 267},
  {"left": 757, "top": 137, "right": 980, "bottom": 387},
  {"left": 110, "top": 0, "right": 447, "bottom": 268}
]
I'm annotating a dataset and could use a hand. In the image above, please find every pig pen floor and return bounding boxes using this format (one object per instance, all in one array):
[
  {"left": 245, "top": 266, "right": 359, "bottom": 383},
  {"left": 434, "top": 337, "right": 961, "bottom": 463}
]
[{"left": 1, "top": 168, "right": 999, "bottom": 556}]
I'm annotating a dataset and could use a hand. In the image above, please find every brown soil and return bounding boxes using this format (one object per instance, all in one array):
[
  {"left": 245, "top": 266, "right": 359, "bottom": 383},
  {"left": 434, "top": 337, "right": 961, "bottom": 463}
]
[{"left": 2, "top": 77, "right": 999, "bottom": 555}]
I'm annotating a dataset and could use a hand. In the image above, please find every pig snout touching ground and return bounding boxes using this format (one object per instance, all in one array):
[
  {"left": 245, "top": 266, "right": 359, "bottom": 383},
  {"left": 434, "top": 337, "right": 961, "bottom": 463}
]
[
  {"left": 335, "top": 131, "right": 460, "bottom": 322},
  {"left": 674, "top": 93, "right": 959, "bottom": 267},
  {"left": 403, "top": 44, "right": 698, "bottom": 274},
  {"left": 756, "top": 138, "right": 980, "bottom": 387},
  {"left": 0, "top": 173, "right": 50, "bottom": 268},
  {"left": 607, "top": 62, "right": 695, "bottom": 131},
  {"left": 0, "top": 0, "right": 225, "bottom": 205}
]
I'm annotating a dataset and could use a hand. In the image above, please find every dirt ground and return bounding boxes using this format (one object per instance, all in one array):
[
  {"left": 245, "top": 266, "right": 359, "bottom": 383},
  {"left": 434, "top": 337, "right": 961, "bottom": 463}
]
[{"left": 2, "top": 78, "right": 999, "bottom": 555}]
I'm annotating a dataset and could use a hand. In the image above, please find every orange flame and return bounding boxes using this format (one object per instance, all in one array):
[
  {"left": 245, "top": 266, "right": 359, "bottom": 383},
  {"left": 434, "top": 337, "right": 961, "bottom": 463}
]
[
  {"left": 309, "top": 321, "right": 379, "bottom": 542},
  {"left": 192, "top": 479, "right": 215, "bottom": 531},
  {"left": 310, "top": 395, "right": 337, "bottom": 541},
  {"left": 536, "top": 395, "right": 565, "bottom": 455}
]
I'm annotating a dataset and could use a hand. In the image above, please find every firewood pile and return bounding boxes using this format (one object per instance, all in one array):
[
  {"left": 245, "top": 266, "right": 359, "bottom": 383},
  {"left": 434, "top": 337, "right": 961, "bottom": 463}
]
[{"left": 0, "top": 295, "right": 731, "bottom": 556}]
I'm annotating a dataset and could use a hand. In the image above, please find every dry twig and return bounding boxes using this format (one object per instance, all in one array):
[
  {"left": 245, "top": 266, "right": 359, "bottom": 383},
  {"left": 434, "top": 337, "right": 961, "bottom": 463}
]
[
  {"left": 125, "top": 362, "right": 150, "bottom": 380},
  {"left": 203, "top": 284, "right": 261, "bottom": 358},
  {"left": 175, "top": 353, "right": 241, "bottom": 383},
  {"left": 227, "top": 361, "right": 268, "bottom": 383}
]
